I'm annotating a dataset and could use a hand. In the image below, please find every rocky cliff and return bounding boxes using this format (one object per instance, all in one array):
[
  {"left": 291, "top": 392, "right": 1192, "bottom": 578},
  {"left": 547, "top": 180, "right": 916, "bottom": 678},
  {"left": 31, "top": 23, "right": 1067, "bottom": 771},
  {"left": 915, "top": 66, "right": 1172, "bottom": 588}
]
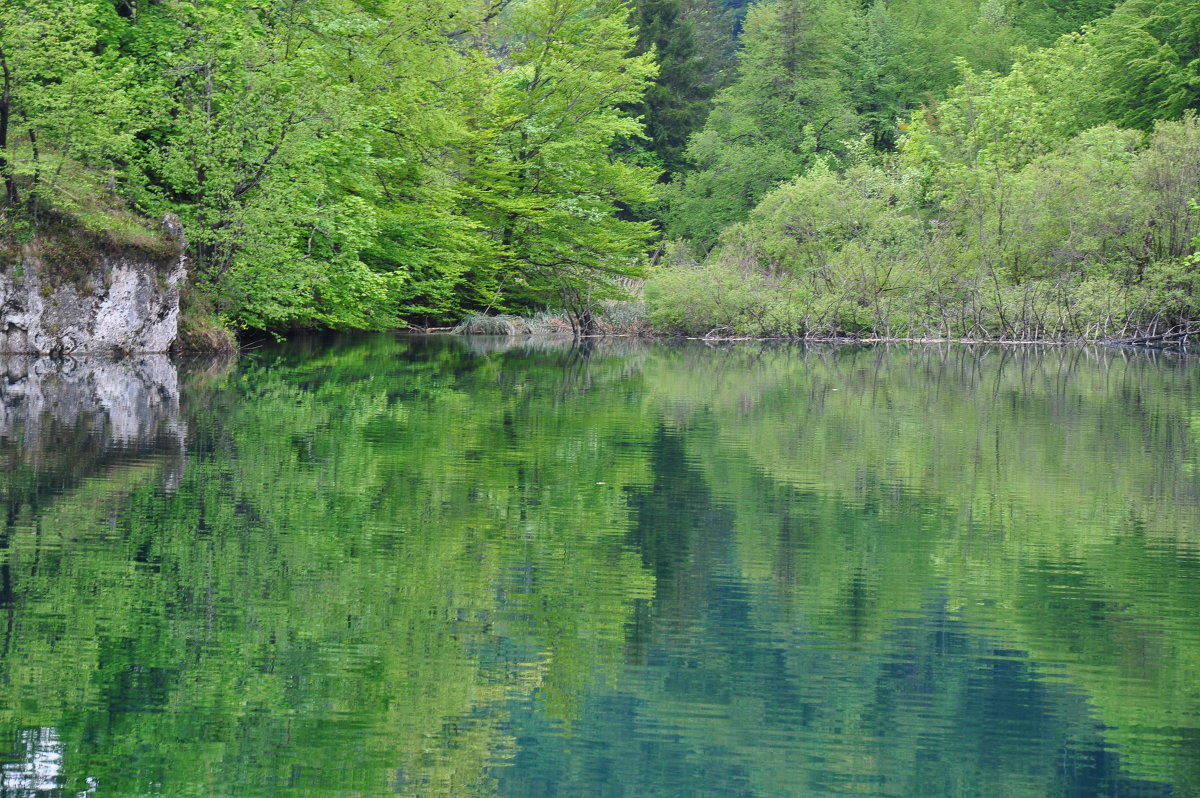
[{"left": 0, "top": 215, "right": 187, "bottom": 355}]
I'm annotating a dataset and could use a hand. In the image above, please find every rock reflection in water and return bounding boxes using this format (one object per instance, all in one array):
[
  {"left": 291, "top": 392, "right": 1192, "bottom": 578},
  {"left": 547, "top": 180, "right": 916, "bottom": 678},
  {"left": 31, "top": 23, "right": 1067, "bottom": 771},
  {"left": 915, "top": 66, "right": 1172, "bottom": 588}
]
[{"left": 0, "top": 355, "right": 188, "bottom": 496}]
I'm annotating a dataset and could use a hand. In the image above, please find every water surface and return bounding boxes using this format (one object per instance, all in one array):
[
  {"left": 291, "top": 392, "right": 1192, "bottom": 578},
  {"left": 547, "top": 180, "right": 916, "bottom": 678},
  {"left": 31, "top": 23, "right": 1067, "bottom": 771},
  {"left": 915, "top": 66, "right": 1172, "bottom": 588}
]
[{"left": 1, "top": 337, "right": 1198, "bottom": 796}]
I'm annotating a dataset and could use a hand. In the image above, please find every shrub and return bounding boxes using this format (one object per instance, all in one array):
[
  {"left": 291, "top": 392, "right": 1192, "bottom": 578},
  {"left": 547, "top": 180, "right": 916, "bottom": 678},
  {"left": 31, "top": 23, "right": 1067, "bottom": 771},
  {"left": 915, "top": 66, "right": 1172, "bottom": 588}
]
[{"left": 452, "top": 311, "right": 573, "bottom": 336}]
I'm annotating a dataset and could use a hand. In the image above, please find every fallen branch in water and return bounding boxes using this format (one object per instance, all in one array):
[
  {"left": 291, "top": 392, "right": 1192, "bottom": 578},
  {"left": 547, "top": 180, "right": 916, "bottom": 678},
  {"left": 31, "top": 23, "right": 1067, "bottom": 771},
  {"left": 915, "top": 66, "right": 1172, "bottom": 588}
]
[{"left": 1108, "top": 327, "right": 1200, "bottom": 345}]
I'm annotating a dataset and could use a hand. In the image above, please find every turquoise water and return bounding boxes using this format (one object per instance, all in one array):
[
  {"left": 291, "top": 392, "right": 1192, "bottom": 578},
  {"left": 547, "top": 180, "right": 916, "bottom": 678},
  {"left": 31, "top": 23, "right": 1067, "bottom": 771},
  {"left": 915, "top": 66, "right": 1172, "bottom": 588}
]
[{"left": 1, "top": 335, "right": 1198, "bottom": 796}]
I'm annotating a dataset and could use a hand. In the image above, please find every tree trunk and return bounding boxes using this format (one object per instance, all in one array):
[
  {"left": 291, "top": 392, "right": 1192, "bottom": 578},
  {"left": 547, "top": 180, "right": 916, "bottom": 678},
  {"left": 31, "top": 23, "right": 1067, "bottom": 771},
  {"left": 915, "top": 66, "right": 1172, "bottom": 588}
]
[{"left": 0, "top": 43, "right": 18, "bottom": 206}]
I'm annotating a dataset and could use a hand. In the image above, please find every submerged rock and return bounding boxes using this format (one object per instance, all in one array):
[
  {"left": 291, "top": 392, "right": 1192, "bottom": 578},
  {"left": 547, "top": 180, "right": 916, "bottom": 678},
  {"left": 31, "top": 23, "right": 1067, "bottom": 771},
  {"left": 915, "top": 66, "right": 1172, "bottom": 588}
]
[{"left": 0, "top": 214, "right": 187, "bottom": 355}]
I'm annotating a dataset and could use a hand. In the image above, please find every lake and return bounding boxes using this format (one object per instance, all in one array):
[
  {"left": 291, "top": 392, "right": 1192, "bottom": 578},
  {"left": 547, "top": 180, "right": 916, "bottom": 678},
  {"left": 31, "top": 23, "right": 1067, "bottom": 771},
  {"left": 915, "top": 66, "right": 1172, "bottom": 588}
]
[{"left": 1, "top": 335, "right": 1198, "bottom": 797}]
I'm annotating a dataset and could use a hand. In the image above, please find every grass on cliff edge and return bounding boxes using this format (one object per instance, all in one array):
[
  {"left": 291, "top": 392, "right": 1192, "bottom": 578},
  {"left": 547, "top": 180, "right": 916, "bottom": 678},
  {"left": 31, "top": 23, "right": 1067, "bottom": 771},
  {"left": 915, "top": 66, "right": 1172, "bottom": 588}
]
[
  {"left": 0, "top": 154, "right": 237, "bottom": 353},
  {"left": 0, "top": 151, "right": 182, "bottom": 284}
]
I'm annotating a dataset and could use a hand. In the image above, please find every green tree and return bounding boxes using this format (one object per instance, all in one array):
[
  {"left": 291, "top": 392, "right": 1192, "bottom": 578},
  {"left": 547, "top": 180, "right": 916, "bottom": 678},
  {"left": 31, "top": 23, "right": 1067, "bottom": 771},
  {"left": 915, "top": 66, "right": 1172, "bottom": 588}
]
[
  {"left": 663, "top": 0, "right": 859, "bottom": 249},
  {"left": 0, "top": 1, "right": 134, "bottom": 212},
  {"left": 1008, "top": 0, "right": 1117, "bottom": 44},
  {"left": 1090, "top": 0, "right": 1200, "bottom": 130},
  {"left": 463, "top": 0, "right": 660, "bottom": 331},
  {"left": 679, "top": 0, "right": 740, "bottom": 92},
  {"left": 307, "top": 0, "right": 503, "bottom": 327},
  {"left": 631, "top": 0, "right": 715, "bottom": 177},
  {"left": 117, "top": 0, "right": 483, "bottom": 331}
]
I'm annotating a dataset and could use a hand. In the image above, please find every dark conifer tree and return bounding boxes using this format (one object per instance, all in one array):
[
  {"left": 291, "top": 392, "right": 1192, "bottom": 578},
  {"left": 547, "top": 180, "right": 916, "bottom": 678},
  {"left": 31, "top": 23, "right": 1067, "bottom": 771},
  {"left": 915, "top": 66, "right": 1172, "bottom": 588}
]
[{"left": 632, "top": 0, "right": 717, "bottom": 177}]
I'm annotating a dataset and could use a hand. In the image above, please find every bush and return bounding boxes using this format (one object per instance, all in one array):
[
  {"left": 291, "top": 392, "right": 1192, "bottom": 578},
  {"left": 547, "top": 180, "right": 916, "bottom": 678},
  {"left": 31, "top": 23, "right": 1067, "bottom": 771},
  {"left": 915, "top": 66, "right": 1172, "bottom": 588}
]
[
  {"left": 595, "top": 300, "right": 652, "bottom": 335},
  {"left": 452, "top": 311, "right": 573, "bottom": 336},
  {"left": 175, "top": 290, "right": 238, "bottom": 353},
  {"left": 646, "top": 117, "right": 1200, "bottom": 341}
]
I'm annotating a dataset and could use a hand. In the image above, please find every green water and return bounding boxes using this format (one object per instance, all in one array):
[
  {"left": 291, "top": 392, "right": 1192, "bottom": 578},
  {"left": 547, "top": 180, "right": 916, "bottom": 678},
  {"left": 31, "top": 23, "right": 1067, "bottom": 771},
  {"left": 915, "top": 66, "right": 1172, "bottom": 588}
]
[{"left": 1, "top": 336, "right": 1199, "bottom": 797}]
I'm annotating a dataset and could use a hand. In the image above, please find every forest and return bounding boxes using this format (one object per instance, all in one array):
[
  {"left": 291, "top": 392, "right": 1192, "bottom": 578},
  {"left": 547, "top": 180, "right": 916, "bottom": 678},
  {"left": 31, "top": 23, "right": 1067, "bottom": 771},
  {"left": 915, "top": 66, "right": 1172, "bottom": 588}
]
[{"left": 0, "top": 0, "right": 1197, "bottom": 341}]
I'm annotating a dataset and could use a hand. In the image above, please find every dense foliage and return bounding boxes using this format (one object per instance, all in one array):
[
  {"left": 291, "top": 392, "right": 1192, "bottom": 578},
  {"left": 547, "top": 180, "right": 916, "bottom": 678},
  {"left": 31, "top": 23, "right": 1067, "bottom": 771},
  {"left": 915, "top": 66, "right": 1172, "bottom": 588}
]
[
  {"left": 651, "top": 0, "right": 1200, "bottom": 339},
  {"left": 0, "top": 0, "right": 669, "bottom": 333},
  {"left": 0, "top": 0, "right": 1197, "bottom": 339}
]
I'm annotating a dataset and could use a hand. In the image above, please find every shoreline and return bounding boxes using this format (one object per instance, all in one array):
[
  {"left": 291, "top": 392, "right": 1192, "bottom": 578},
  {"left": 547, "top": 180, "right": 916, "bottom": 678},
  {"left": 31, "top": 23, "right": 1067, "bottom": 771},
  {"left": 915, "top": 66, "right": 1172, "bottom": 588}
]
[{"left": 397, "top": 328, "right": 1199, "bottom": 348}]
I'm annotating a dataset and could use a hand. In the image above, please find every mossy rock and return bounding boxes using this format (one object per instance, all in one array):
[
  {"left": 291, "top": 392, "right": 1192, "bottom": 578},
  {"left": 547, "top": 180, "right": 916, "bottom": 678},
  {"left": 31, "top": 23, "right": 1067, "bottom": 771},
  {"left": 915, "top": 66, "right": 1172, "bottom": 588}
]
[{"left": 1, "top": 205, "right": 183, "bottom": 292}]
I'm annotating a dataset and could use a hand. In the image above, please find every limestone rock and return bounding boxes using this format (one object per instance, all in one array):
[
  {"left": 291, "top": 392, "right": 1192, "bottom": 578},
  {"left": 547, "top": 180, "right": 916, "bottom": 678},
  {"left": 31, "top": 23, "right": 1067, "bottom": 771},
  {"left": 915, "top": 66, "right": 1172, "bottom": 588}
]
[{"left": 0, "top": 215, "right": 187, "bottom": 354}]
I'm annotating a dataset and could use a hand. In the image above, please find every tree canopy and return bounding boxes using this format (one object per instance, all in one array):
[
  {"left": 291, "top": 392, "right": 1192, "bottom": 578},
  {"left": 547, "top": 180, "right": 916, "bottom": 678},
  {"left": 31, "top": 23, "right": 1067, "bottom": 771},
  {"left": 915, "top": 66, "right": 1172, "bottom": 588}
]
[{"left": 0, "top": 0, "right": 1197, "bottom": 339}]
